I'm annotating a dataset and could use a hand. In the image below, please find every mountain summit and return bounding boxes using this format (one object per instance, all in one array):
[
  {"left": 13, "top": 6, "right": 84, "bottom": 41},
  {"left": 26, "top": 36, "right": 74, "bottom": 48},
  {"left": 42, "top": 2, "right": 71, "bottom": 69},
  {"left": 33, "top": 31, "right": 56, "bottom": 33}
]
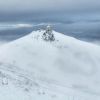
[{"left": 0, "top": 30, "right": 100, "bottom": 100}]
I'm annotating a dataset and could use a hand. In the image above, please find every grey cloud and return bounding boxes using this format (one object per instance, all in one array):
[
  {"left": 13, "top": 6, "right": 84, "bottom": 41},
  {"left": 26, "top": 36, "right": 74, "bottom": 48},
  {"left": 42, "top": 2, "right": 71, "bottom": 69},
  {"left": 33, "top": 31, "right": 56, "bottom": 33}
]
[{"left": 0, "top": 0, "right": 100, "bottom": 13}]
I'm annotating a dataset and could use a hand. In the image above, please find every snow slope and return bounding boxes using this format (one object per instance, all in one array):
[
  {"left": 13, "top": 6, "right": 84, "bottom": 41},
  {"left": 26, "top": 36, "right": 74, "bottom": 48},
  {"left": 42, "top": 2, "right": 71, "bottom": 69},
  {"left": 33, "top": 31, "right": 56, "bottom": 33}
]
[{"left": 0, "top": 30, "right": 100, "bottom": 100}]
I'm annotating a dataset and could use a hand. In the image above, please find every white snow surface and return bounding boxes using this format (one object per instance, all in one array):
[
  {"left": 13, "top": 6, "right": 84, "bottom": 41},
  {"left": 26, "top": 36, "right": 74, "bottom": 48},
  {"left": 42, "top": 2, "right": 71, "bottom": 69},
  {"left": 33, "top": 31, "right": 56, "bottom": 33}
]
[{"left": 0, "top": 30, "right": 100, "bottom": 100}]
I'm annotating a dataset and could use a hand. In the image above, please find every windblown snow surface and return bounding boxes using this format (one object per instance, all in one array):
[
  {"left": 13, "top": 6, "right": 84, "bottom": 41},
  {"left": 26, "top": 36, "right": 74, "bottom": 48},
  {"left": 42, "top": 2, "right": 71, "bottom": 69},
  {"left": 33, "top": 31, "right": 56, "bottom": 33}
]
[{"left": 0, "top": 30, "right": 100, "bottom": 100}]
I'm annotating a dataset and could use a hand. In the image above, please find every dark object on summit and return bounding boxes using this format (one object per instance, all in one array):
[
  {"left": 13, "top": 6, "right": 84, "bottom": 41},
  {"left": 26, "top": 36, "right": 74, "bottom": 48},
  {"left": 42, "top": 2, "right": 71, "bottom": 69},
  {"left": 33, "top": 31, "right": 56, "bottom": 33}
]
[{"left": 42, "top": 25, "right": 55, "bottom": 41}]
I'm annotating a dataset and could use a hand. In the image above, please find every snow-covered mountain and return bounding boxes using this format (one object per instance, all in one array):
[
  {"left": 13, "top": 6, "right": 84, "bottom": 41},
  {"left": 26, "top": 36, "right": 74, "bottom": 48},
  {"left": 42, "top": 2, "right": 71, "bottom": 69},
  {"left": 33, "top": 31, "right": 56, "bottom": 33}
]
[{"left": 0, "top": 30, "right": 100, "bottom": 100}]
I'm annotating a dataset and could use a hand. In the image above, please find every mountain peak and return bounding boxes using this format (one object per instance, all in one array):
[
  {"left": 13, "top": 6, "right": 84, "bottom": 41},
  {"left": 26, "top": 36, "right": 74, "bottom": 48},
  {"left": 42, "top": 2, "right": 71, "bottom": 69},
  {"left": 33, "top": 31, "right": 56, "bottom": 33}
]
[
  {"left": 32, "top": 25, "right": 55, "bottom": 42},
  {"left": 0, "top": 30, "right": 100, "bottom": 100}
]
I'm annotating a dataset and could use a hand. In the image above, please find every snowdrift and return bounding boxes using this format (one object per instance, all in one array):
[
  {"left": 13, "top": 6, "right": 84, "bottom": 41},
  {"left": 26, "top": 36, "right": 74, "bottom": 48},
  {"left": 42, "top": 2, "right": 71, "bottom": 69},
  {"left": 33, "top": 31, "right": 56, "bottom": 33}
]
[{"left": 0, "top": 30, "right": 100, "bottom": 100}]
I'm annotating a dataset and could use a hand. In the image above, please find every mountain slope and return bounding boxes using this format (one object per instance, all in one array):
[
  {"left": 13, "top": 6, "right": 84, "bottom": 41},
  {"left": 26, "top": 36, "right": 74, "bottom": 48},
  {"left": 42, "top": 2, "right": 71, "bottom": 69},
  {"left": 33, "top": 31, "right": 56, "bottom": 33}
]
[{"left": 0, "top": 30, "right": 100, "bottom": 100}]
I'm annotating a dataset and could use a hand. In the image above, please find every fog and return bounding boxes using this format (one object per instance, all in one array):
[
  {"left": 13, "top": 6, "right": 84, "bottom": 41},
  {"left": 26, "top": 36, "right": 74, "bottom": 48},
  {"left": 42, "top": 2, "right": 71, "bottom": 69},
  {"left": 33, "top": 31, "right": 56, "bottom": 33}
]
[{"left": 0, "top": 0, "right": 100, "bottom": 44}]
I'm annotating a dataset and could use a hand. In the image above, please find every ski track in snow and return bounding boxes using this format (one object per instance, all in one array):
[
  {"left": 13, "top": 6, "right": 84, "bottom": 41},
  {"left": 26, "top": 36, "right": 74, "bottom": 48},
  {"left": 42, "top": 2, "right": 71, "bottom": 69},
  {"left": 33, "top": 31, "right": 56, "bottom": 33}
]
[{"left": 0, "top": 62, "right": 100, "bottom": 100}]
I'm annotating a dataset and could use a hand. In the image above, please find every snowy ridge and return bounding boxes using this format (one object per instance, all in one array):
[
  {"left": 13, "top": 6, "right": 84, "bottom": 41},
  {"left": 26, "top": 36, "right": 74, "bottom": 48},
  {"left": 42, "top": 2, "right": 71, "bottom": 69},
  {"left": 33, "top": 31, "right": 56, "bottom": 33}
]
[{"left": 0, "top": 30, "right": 100, "bottom": 100}]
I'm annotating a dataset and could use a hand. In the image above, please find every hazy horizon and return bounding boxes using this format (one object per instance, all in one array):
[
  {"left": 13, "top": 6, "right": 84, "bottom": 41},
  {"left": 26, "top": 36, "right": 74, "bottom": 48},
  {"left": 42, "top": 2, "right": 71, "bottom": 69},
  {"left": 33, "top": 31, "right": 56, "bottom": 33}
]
[{"left": 0, "top": 0, "right": 100, "bottom": 44}]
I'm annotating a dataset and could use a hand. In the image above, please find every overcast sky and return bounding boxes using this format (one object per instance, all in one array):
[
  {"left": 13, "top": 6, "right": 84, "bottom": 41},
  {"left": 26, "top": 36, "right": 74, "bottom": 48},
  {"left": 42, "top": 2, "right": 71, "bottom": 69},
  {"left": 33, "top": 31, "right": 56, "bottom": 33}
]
[{"left": 0, "top": 0, "right": 100, "bottom": 13}]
